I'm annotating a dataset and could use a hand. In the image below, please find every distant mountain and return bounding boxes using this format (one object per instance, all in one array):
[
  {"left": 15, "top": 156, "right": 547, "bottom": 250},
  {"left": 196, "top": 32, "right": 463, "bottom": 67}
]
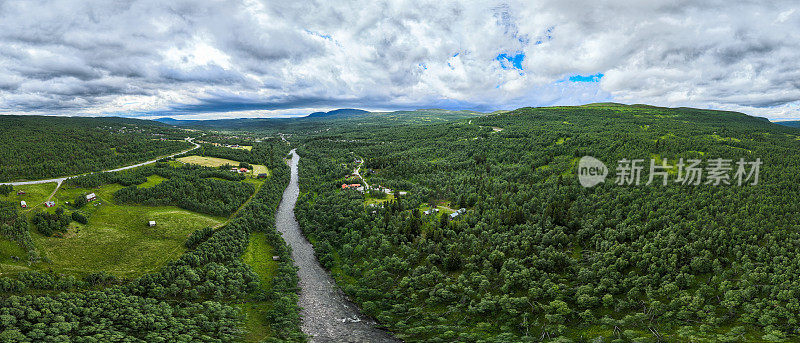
[
  {"left": 154, "top": 117, "right": 184, "bottom": 125},
  {"left": 777, "top": 121, "right": 800, "bottom": 128},
  {"left": 307, "top": 108, "right": 370, "bottom": 118}
]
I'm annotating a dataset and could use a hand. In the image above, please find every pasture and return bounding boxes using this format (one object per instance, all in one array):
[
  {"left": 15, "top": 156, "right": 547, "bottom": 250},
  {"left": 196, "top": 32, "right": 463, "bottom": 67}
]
[
  {"left": 240, "top": 231, "right": 279, "bottom": 342},
  {"left": 0, "top": 182, "right": 58, "bottom": 211},
  {"left": 8, "top": 177, "right": 227, "bottom": 278},
  {"left": 178, "top": 155, "right": 269, "bottom": 177}
]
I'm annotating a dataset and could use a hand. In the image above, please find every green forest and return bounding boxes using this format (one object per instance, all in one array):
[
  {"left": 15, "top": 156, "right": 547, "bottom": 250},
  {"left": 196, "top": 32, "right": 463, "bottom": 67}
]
[
  {"left": 0, "top": 116, "right": 193, "bottom": 181},
  {"left": 292, "top": 104, "right": 800, "bottom": 342}
]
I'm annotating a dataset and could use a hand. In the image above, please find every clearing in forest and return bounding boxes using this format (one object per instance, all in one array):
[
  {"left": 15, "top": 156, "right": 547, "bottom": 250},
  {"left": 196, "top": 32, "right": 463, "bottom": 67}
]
[{"left": 178, "top": 155, "right": 269, "bottom": 176}]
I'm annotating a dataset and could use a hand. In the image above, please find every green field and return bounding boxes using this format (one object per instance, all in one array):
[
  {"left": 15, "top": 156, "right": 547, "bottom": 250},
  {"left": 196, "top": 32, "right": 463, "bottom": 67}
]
[
  {"left": 177, "top": 155, "right": 243, "bottom": 167},
  {"left": 137, "top": 175, "right": 167, "bottom": 188},
  {"left": 12, "top": 181, "right": 228, "bottom": 278},
  {"left": 240, "top": 231, "right": 279, "bottom": 342},
  {"left": 0, "top": 182, "right": 58, "bottom": 211},
  {"left": 0, "top": 171, "right": 241, "bottom": 278},
  {"left": 177, "top": 155, "right": 269, "bottom": 176}
]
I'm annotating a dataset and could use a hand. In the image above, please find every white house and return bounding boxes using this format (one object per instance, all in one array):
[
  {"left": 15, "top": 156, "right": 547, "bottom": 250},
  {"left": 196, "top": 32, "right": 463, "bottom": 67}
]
[
  {"left": 20, "top": 201, "right": 26, "bottom": 208},
  {"left": 148, "top": 221, "right": 156, "bottom": 227},
  {"left": 86, "top": 193, "right": 97, "bottom": 201}
]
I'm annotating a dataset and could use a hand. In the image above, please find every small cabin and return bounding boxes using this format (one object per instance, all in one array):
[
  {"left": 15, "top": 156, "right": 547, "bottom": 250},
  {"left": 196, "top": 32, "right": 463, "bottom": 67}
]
[
  {"left": 148, "top": 221, "right": 156, "bottom": 227},
  {"left": 239, "top": 168, "right": 249, "bottom": 173},
  {"left": 272, "top": 256, "right": 280, "bottom": 261},
  {"left": 16, "top": 191, "right": 25, "bottom": 195},
  {"left": 44, "top": 201, "right": 55, "bottom": 208},
  {"left": 86, "top": 193, "right": 97, "bottom": 201},
  {"left": 20, "top": 201, "right": 26, "bottom": 208}
]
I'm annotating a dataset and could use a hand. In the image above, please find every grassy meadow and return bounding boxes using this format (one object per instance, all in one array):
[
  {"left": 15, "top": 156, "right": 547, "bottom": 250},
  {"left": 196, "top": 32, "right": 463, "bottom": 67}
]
[
  {"left": 0, "top": 167, "right": 273, "bottom": 279},
  {"left": 177, "top": 155, "right": 270, "bottom": 176},
  {"left": 0, "top": 182, "right": 58, "bottom": 211},
  {"left": 21, "top": 180, "right": 227, "bottom": 278},
  {"left": 240, "top": 231, "right": 280, "bottom": 342}
]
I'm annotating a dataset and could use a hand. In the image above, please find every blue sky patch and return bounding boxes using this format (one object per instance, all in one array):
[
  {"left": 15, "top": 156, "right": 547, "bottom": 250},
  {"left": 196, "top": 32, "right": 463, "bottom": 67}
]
[
  {"left": 569, "top": 73, "right": 604, "bottom": 82},
  {"left": 496, "top": 53, "right": 525, "bottom": 70}
]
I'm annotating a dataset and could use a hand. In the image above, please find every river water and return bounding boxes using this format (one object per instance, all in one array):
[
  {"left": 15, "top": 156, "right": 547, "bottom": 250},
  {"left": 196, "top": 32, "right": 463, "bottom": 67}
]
[{"left": 276, "top": 149, "right": 401, "bottom": 343}]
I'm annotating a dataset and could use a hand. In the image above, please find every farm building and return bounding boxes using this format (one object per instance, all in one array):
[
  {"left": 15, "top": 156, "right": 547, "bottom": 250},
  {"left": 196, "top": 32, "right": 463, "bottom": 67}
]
[
  {"left": 341, "top": 183, "right": 361, "bottom": 189},
  {"left": 44, "top": 201, "right": 55, "bottom": 208},
  {"left": 16, "top": 191, "right": 25, "bottom": 195},
  {"left": 239, "top": 167, "right": 249, "bottom": 173},
  {"left": 450, "top": 212, "right": 459, "bottom": 219},
  {"left": 86, "top": 193, "right": 97, "bottom": 201},
  {"left": 20, "top": 201, "right": 26, "bottom": 208},
  {"left": 148, "top": 221, "right": 156, "bottom": 227}
]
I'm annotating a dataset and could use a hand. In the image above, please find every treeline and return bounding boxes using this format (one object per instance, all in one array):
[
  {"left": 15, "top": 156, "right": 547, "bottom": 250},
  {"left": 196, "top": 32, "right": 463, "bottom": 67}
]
[
  {"left": 114, "top": 177, "right": 255, "bottom": 217},
  {"left": 68, "top": 162, "right": 243, "bottom": 188},
  {"left": 0, "top": 202, "right": 39, "bottom": 262},
  {"left": 178, "top": 140, "right": 285, "bottom": 167},
  {"left": 294, "top": 104, "right": 800, "bottom": 342},
  {"left": 0, "top": 115, "right": 193, "bottom": 182},
  {"left": 31, "top": 209, "right": 70, "bottom": 237}
]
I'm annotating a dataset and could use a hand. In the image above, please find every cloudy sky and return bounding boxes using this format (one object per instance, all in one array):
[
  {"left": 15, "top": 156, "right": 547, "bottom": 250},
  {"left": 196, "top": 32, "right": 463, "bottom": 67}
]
[{"left": 1, "top": 0, "right": 799, "bottom": 120}]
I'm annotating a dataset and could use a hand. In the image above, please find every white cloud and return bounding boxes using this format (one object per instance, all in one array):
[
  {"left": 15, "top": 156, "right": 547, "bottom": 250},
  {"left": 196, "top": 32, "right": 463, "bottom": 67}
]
[{"left": 0, "top": 0, "right": 798, "bottom": 120}]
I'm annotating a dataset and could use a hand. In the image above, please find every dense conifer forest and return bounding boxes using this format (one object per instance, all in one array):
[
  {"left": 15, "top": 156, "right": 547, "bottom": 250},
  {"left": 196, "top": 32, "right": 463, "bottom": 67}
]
[
  {"left": 294, "top": 104, "right": 800, "bottom": 342},
  {"left": 0, "top": 115, "right": 193, "bottom": 181}
]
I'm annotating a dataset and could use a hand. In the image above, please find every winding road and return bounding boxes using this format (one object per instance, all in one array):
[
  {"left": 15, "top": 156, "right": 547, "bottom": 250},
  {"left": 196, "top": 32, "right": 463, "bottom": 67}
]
[
  {"left": 352, "top": 157, "right": 369, "bottom": 189},
  {"left": 0, "top": 138, "right": 200, "bottom": 187},
  {"left": 276, "top": 149, "right": 400, "bottom": 343}
]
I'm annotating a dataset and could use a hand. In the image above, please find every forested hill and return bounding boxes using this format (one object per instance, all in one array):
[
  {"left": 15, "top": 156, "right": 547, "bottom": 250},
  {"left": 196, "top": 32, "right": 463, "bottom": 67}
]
[
  {"left": 0, "top": 115, "right": 193, "bottom": 182},
  {"left": 293, "top": 103, "right": 800, "bottom": 342},
  {"left": 777, "top": 120, "right": 800, "bottom": 128},
  {"left": 154, "top": 108, "right": 487, "bottom": 133}
]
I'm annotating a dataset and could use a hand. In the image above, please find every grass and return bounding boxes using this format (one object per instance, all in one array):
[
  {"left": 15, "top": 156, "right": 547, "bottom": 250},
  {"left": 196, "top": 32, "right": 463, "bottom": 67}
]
[
  {"left": 365, "top": 192, "right": 394, "bottom": 205},
  {"left": 0, "top": 182, "right": 58, "bottom": 211},
  {"left": 240, "top": 231, "right": 279, "bottom": 342},
  {"left": 177, "top": 155, "right": 242, "bottom": 167},
  {"left": 4, "top": 180, "right": 227, "bottom": 278},
  {"left": 137, "top": 175, "right": 167, "bottom": 188},
  {"left": 177, "top": 155, "right": 269, "bottom": 177},
  {"left": 0, "top": 238, "right": 27, "bottom": 275},
  {"left": 252, "top": 164, "right": 270, "bottom": 176},
  {"left": 710, "top": 134, "right": 743, "bottom": 143}
]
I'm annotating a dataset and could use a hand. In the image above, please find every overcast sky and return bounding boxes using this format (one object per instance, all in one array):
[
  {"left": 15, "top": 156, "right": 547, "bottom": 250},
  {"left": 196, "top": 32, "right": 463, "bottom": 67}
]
[{"left": 1, "top": 0, "right": 799, "bottom": 120}]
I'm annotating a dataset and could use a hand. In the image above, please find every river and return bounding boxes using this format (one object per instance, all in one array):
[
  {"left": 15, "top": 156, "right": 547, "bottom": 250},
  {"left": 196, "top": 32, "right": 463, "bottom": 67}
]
[{"left": 276, "top": 149, "right": 401, "bottom": 343}]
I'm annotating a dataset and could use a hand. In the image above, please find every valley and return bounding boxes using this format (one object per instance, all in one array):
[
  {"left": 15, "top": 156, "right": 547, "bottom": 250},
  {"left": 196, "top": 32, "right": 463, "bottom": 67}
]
[{"left": 0, "top": 104, "right": 799, "bottom": 342}]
